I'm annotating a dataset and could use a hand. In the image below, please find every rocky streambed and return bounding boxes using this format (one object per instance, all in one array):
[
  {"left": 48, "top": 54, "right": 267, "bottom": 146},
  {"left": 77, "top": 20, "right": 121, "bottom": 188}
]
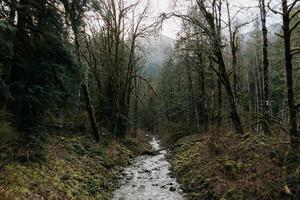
[{"left": 112, "top": 136, "right": 184, "bottom": 200}]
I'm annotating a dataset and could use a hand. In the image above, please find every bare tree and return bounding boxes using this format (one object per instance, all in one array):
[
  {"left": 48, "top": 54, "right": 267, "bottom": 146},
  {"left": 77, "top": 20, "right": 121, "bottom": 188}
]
[
  {"left": 269, "top": 0, "right": 300, "bottom": 148},
  {"left": 166, "top": 0, "right": 244, "bottom": 134},
  {"left": 226, "top": 1, "right": 252, "bottom": 105},
  {"left": 62, "top": 0, "right": 100, "bottom": 142},
  {"left": 82, "top": 0, "right": 158, "bottom": 137}
]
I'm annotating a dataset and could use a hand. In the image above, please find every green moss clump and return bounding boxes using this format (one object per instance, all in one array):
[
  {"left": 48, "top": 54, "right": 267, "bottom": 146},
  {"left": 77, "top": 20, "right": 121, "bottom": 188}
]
[
  {"left": 223, "top": 187, "right": 244, "bottom": 200},
  {"left": 168, "top": 131, "right": 290, "bottom": 200},
  {"left": 0, "top": 132, "right": 149, "bottom": 200},
  {"left": 223, "top": 160, "right": 243, "bottom": 179}
]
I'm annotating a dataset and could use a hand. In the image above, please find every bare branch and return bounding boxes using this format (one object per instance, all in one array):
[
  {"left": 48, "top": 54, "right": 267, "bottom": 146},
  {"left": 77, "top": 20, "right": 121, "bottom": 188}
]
[
  {"left": 290, "top": 8, "right": 300, "bottom": 20},
  {"left": 130, "top": 75, "right": 157, "bottom": 96},
  {"left": 288, "top": 0, "right": 300, "bottom": 13},
  {"left": 268, "top": 1, "right": 284, "bottom": 15},
  {"left": 291, "top": 48, "right": 300, "bottom": 56},
  {"left": 290, "top": 20, "right": 300, "bottom": 33},
  {"left": 275, "top": 32, "right": 284, "bottom": 38}
]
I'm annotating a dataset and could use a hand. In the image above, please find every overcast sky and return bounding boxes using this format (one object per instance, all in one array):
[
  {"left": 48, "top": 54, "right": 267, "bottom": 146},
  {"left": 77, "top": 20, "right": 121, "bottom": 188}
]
[{"left": 147, "top": 0, "right": 282, "bottom": 39}]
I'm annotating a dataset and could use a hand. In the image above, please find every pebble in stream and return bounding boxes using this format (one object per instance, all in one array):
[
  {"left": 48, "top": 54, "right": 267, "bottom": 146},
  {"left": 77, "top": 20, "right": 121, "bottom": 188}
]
[{"left": 112, "top": 137, "right": 184, "bottom": 200}]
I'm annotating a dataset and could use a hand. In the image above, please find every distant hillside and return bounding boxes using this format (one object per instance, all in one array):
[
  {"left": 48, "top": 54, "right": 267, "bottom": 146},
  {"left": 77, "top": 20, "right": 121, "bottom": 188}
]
[
  {"left": 241, "top": 23, "right": 282, "bottom": 41},
  {"left": 141, "top": 34, "right": 175, "bottom": 78}
]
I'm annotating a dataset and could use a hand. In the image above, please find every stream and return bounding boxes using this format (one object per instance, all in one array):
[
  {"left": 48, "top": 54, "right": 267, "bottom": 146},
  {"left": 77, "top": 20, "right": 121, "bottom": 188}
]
[{"left": 112, "top": 136, "right": 184, "bottom": 200}]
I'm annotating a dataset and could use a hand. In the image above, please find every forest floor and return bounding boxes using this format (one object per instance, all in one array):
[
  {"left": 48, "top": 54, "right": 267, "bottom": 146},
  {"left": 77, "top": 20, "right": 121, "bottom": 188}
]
[
  {"left": 0, "top": 129, "right": 150, "bottom": 200},
  {"left": 166, "top": 130, "right": 300, "bottom": 200}
]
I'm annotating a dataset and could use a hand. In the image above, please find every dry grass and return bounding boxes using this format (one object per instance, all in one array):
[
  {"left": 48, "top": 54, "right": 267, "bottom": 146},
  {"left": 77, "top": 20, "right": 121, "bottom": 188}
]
[
  {"left": 168, "top": 130, "right": 295, "bottom": 200},
  {"left": 0, "top": 131, "right": 150, "bottom": 200}
]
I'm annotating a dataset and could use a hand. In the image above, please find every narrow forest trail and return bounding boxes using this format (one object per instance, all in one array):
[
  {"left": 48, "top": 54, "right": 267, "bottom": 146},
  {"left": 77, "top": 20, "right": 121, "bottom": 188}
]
[{"left": 112, "top": 136, "right": 184, "bottom": 200}]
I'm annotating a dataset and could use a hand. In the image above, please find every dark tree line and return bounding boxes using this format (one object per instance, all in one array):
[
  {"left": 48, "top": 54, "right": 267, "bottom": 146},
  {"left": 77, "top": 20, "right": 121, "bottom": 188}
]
[{"left": 0, "top": 0, "right": 157, "bottom": 146}]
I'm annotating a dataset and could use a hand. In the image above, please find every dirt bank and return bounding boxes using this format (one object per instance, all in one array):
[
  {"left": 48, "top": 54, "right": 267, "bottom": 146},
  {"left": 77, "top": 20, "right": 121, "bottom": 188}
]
[
  {"left": 0, "top": 131, "right": 149, "bottom": 200},
  {"left": 168, "top": 131, "right": 299, "bottom": 199}
]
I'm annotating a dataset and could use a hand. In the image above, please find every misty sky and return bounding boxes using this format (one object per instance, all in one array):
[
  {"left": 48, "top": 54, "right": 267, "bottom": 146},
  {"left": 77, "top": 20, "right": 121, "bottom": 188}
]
[{"left": 148, "top": 0, "right": 282, "bottom": 39}]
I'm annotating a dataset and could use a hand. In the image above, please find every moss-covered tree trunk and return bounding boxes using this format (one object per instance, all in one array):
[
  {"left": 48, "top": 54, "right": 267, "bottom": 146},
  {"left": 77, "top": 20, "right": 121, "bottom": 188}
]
[
  {"left": 259, "top": 0, "right": 270, "bottom": 134},
  {"left": 281, "top": 0, "right": 299, "bottom": 149}
]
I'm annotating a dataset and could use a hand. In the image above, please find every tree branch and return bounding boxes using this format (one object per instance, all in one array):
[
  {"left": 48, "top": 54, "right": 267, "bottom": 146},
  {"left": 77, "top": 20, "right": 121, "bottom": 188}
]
[
  {"left": 290, "top": 20, "right": 300, "bottom": 34},
  {"left": 290, "top": 8, "right": 300, "bottom": 20},
  {"left": 275, "top": 32, "right": 284, "bottom": 38},
  {"left": 130, "top": 75, "right": 157, "bottom": 96},
  {"left": 268, "top": 2, "right": 283, "bottom": 15},
  {"left": 288, "top": 0, "right": 299, "bottom": 13},
  {"left": 291, "top": 48, "right": 300, "bottom": 56}
]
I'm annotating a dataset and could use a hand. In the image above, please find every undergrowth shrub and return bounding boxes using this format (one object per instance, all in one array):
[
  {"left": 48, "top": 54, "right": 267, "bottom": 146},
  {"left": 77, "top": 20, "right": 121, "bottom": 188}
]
[
  {"left": 0, "top": 109, "right": 50, "bottom": 163},
  {"left": 0, "top": 121, "right": 15, "bottom": 145},
  {"left": 159, "top": 121, "right": 195, "bottom": 145},
  {"left": 0, "top": 110, "right": 16, "bottom": 145},
  {"left": 19, "top": 126, "right": 49, "bottom": 162}
]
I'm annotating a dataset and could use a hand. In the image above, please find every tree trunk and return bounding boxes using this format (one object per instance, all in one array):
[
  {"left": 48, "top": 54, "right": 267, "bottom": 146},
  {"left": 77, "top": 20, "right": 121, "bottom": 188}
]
[
  {"left": 165, "top": 101, "right": 170, "bottom": 122},
  {"left": 259, "top": 0, "right": 270, "bottom": 133},
  {"left": 61, "top": 0, "right": 100, "bottom": 141},
  {"left": 215, "top": 49, "right": 244, "bottom": 134},
  {"left": 226, "top": 0, "right": 238, "bottom": 101},
  {"left": 74, "top": 32, "right": 100, "bottom": 142},
  {"left": 82, "top": 83, "right": 100, "bottom": 142},
  {"left": 282, "top": 0, "right": 299, "bottom": 148},
  {"left": 246, "top": 71, "right": 252, "bottom": 113},
  {"left": 232, "top": 44, "right": 238, "bottom": 102},
  {"left": 211, "top": 58, "right": 222, "bottom": 128},
  {"left": 133, "top": 77, "right": 138, "bottom": 136},
  {"left": 217, "top": 76, "right": 223, "bottom": 128},
  {"left": 198, "top": 61, "right": 208, "bottom": 131},
  {"left": 212, "top": 1, "right": 243, "bottom": 134},
  {"left": 187, "top": 55, "right": 198, "bottom": 127}
]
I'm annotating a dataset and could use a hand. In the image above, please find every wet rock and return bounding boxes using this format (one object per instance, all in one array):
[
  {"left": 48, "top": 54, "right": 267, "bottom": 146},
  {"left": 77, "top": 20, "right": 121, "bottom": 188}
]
[
  {"left": 139, "top": 185, "right": 146, "bottom": 189},
  {"left": 141, "top": 150, "right": 159, "bottom": 156},
  {"left": 112, "top": 137, "right": 184, "bottom": 200}
]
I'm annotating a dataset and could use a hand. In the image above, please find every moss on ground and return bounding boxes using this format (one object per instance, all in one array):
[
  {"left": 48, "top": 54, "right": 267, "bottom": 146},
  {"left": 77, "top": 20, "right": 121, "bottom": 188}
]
[
  {"left": 0, "top": 131, "right": 150, "bottom": 200},
  {"left": 168, "top": 131, "right": 299, "bottom": 200}
]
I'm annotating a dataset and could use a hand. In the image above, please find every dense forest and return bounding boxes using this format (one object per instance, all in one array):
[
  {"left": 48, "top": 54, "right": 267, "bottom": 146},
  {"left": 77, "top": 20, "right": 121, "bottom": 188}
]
[{"left": 0, "top": 0, "right": 300, "bottom": 199}]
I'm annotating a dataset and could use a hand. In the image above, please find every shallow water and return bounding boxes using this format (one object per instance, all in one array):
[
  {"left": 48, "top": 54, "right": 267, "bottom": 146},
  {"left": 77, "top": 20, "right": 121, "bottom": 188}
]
[{"left": 112, "top": 136, "right": 184, "bottom": 200}]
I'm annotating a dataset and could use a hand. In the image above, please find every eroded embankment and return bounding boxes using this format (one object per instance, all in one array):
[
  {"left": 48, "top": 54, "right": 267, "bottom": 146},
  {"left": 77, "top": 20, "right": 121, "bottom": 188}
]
[
  {"left": 168, "top": 131, "right": 298, "bottom": 200},
  {"left": 0, "top": 132, "right": 149, "bottom": 200}
]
